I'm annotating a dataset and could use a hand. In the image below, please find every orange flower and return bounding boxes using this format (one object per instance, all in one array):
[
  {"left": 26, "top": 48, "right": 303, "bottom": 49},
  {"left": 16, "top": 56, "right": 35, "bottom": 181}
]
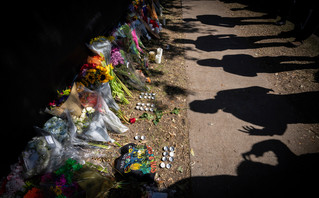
[{"left": 87, "top": 55, "right": 105, "bottom": 66}]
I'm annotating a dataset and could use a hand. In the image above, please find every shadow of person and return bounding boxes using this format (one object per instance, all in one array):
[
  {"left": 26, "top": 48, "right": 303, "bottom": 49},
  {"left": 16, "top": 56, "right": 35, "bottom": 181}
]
[
  {"left": 184, "top": 14, "right": 275, "bottom": 28},
  {"left": 166, "top": 139, "right": 319, "bottom": 197},
  {"left": 189, "top": 86, "right": 319, "bottom": 136},
  {"left": 197, "top": 54, "right": 318, "bottom": 77},
  {"left": 174, "top": 34, "right": 294, "bottom": 52}
]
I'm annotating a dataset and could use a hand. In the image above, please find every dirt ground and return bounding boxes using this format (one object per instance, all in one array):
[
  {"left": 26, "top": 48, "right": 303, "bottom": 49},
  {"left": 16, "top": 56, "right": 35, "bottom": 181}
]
[{"left": 85, "top": 0, "right": 191, "bottom": 195}]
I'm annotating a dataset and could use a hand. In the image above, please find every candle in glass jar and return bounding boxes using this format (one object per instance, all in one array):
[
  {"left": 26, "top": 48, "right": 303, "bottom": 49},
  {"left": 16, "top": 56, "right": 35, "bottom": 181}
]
[{"left": 149, "top": 51, "right": 155, "bottom": 62}]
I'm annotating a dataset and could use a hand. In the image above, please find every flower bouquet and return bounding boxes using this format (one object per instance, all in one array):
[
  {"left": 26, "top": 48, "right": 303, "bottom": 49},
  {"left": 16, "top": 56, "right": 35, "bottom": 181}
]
[
  {"left": 86, "top": 38, "right": 132, "bottom": 106},
  {"left": 111, "top": 46, "right": 149, "bottom": 92},
  {"left": 21, "top": 135, "right": 63, "bottom": 178},
  {"left": 76, "top": 83, "right": 128, "bottom": 142},
  {"left": 78, "top": 62, "right": 114, "bottom": 90},
  {"left": 45, "top": 84, "right": 83, "bottom": 117}
]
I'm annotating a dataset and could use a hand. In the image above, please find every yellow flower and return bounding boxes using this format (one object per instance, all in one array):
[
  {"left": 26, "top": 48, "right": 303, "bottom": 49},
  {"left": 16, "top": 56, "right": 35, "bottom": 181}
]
[
  {"left": 85, "top": 72, "right": 96, "bottom": 84},
  {"left": 87, "top": 69, "right": 96, "bottom": 73},
  {"left": 98, "top": 72, "right": 113, "bottom": 83},
  {"left": 89, "top": 36, "right": 107, "bottom": 44},
  {"left": 50, "top": 186, "right": 62, "bottom": 196},
  {"left": 106, "top": 36, "right": 115, "bottom": 42}
]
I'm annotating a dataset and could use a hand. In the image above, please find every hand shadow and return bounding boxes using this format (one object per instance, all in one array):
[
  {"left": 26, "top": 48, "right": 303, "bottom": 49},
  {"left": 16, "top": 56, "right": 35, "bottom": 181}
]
[{"left": 189, "top": 86, "right": 319, "bottom": 136}]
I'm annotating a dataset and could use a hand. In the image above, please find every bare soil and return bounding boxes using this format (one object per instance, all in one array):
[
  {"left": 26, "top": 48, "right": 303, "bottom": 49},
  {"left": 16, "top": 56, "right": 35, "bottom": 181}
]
[{"left": 87, "top": 0, "right": 191, "bottom": 195}]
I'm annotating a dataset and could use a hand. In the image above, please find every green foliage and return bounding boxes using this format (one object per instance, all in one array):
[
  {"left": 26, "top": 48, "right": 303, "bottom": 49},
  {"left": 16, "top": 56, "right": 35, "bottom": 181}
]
[
  {"left": 171, "top": 107, "right": 181, "bottom": 115},
  {"left": 139, "top": 112, "right": 154, "bottom": 120}
]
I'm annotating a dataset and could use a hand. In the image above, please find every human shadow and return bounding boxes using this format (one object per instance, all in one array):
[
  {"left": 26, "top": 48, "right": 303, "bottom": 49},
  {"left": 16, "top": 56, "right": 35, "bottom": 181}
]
[
  {"left": 166, "top": 139, "right": 319, "bottom": 197},
  {"left": 184, "top": 14, "right": 275, "bottom": 28},
  {"left": 174, "top": 34, "right": 294, "bottom": 52},
  {"left": 197, "top": 54, "right": 319, "bottom": 77},
  {"left": 189, "top": 86, "right": 319, "bottom": 136}
]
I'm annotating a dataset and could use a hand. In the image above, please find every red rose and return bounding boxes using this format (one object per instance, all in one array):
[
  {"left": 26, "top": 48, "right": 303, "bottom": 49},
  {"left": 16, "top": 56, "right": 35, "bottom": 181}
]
[{"left": 129, "top": 118, "right": 136, "bottom": 124}]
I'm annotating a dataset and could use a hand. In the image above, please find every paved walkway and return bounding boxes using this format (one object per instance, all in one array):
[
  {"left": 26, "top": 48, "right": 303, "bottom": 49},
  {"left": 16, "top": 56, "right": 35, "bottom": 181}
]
[{"left": 183, "top": 0, "right": 319, "bottom": 196}]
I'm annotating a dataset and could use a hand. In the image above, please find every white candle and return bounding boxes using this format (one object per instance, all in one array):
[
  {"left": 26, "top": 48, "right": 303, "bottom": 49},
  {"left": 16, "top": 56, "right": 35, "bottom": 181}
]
[
  {"left": 155, "top": 54, "right": 161, "bottom": 64},
  {"left": 157, "top": 48, "right": 163, "bottom": 56}
]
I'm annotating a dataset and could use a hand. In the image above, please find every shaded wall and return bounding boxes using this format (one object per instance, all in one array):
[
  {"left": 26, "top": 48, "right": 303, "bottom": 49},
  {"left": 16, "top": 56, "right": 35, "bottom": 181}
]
[{"left": 0, "top": 0, "right": 130, "bottom": 176}]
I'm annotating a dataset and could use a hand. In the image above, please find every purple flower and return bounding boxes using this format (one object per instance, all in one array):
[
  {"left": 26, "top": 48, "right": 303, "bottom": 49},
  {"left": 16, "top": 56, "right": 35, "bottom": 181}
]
[
  {"left": 56, "top": 175, "right": 67, "bottom": 186},
  {"left": 111, "top": 47, "right": 124, "bottom": 66}
]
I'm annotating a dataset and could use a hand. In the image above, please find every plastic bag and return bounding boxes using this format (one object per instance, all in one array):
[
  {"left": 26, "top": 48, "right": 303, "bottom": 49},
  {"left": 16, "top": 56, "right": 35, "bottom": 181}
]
[
  {"left": 87, "top": 37, "right": 112, "bottom": 64},
  {"left": 77, "top": 85, "right": 128, "bottom": 142},
  {"left": 75, "top": 167, "right": 116, "bottom": 198},
  {"left": 96, "top": 82, "right": 120, "bottom": 111},
  {"left": 115, "top": 51, "right": 149, "bottom": 91},
  {"left": 22, "top": 134, "right": 63, "bottom": 178}
]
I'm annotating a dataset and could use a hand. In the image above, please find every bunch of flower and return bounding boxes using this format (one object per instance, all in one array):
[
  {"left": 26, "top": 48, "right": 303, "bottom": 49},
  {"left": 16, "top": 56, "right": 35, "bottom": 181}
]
[
  {"left": 37, "top": 159, "right": 83, "bottom": 198},
  {"left": 110, "top": 47, "right": 124, "bottom": 66},
  {"left": 24, "top": 187, "right": 44, "bottom": 198},
  {"left": 43, "top": 116, "right": 68, "bottom": 142},
  {"left": 72, "top": 107, "right": 95, "bottom": 134},
  {"left": 76, "top": 83, "right": 98, "bottom": 108},
  {"left": 48, "top": 87, "right": 71, "bottom": 110},
  {"left": 0, "top": 162, "right": 26, "bottom": 197},
  {"left": 78, "top": 62, "right": 113, "bottom": 89}
]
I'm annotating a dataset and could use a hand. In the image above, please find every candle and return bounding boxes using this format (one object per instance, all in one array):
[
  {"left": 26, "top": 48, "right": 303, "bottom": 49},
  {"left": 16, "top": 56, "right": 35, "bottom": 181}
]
[
  {"left": 157, "top": 48, "right": 163, "bottom": 56},
  {"left": 149, "top": 51, "right": 155, "bottom": 62},
  {"left": 155, "top": 54, "right": 161, "bottom": 64}
]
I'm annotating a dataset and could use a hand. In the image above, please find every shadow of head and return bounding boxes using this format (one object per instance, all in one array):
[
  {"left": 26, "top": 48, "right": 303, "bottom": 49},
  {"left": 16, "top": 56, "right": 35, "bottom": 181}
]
[{"left": 189, "top": 98, "right": 220, "bottom": 114}]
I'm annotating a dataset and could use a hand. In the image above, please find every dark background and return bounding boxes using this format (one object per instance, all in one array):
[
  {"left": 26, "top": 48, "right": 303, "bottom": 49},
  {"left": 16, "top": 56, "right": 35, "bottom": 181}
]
[{"left": 0, "top": 0, "right": 130, "bottom": 177}]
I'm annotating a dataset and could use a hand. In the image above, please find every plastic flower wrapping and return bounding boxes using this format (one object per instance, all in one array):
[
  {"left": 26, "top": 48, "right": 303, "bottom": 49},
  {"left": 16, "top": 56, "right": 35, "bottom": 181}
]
[
  {"left": 43, "top": 116, "right": 69, "bottom": 142},
  {"left": 1, "top": 0, "right": 165, "bottom": 197}
]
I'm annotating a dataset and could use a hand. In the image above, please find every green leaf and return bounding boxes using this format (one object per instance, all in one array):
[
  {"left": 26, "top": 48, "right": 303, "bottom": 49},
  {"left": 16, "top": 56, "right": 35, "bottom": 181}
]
[
  {"left": 153, "top": 119, "right": 159, "bottom": 125},
  {"left": 140, "top": 112, "right": 154, "bottom": 120},
  {"left": 155, "top": 110, "right": 163, "bottom": 119},
  {"left": 171, "top": 107, "right": 181, "bottom": 115},
  {"left": 177, "top": 166, "right": 183, "bottom": 173}
]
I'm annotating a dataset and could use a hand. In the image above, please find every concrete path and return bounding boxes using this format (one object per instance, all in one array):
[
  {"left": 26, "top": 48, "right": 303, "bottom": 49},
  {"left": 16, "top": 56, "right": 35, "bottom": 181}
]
[{"left": 182, "top": 0, "right": 319, "bottom": 196}]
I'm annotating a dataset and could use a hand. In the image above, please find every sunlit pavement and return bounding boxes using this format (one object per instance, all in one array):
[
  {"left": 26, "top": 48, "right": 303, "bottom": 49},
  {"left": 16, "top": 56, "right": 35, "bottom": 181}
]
[{"left": 183, "top": 0, "right": 319, "bottom": 196}]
